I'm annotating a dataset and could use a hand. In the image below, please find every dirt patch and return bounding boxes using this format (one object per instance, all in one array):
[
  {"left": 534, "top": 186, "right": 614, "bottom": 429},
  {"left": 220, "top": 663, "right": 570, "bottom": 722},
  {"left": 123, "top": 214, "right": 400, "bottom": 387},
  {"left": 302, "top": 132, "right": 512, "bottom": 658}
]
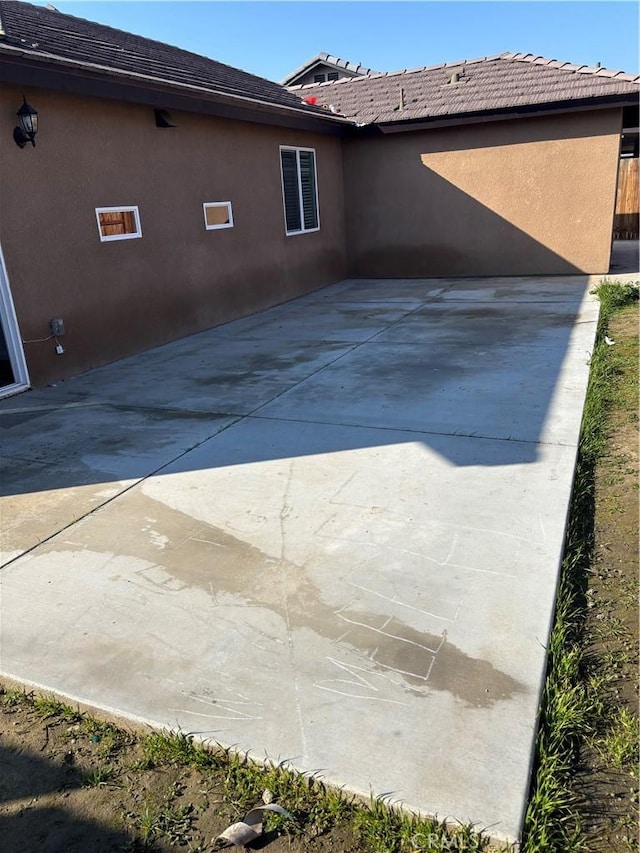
[
  {"left": 571, "top": 304, "right": 639, "bottom": 852},
  {"left": 0, "top": 696, "right": 362, "bottom": 852}
]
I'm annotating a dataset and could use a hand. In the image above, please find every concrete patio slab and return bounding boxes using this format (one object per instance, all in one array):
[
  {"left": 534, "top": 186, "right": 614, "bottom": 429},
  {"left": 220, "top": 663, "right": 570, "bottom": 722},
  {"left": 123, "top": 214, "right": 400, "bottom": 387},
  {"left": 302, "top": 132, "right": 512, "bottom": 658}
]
[{"left": 0, "top": 272, "right": 608, "bottom": 843}]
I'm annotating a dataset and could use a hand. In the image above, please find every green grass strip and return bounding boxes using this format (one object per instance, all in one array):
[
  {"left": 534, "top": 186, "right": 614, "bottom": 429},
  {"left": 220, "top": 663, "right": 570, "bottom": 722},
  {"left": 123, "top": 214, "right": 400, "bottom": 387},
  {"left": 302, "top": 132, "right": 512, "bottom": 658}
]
[{"left": 521, "top": 278, "right": 639, "bottom": 853}]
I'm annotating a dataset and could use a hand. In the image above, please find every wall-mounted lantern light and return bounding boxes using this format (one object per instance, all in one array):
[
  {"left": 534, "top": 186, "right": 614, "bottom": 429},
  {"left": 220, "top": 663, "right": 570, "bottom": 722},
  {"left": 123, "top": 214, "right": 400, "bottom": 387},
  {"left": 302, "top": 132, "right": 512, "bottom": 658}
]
[{"left": 13, "top": 97, "right": 39, "bottom": 148}]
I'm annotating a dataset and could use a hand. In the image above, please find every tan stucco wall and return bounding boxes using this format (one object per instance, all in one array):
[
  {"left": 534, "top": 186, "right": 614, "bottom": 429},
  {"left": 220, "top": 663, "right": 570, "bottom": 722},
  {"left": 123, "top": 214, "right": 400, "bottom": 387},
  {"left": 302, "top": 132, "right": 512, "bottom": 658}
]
[
  {"left": 343, "top": 110, "right": 623, "bottom": 277},
  {"left": 0, "top": 86, "right": 347, "bottom": 386}
]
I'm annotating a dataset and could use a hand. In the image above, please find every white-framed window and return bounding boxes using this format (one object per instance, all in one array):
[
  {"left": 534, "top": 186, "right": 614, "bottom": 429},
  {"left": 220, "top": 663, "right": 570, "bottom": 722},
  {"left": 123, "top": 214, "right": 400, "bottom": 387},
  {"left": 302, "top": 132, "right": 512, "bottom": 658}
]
[
  {"left": 95, "top": 206, "right": 142, "bottom": 242},
  {"left": 203, "top": 201, "right": 234, "bottom": 230},
  {"left": 279, "top": 146, "right": 319, "bottom": 235}
]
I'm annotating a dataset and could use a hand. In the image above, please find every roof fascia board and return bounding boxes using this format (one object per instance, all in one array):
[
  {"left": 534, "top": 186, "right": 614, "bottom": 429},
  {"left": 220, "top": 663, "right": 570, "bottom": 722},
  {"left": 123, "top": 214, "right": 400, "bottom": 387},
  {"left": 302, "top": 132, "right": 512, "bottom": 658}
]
[
  {"left": 0, "top": 45, "right": 352, "bottom": 133},
  {"left": 298, "top": 58, "right": 353, "bottom": 75},
  {"left": 280, "top": 53, "right": 325, "bottom": 85},
  {"left": 374, "top": 97, "right": 635, "bottom": 134}
]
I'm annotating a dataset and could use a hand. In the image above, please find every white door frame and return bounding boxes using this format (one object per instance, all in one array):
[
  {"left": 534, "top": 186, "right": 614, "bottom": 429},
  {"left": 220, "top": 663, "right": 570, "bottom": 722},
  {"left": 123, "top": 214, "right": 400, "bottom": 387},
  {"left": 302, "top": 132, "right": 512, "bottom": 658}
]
[{"left": 0, "top": 241, "right": 30, "bottom": 398}]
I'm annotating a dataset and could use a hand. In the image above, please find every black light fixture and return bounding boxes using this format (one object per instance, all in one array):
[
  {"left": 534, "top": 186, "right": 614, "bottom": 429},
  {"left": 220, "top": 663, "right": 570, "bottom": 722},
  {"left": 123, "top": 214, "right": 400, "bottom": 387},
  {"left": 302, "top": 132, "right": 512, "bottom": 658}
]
[{"left": 13, "top": 96, "right": 38, "bottom": 148}]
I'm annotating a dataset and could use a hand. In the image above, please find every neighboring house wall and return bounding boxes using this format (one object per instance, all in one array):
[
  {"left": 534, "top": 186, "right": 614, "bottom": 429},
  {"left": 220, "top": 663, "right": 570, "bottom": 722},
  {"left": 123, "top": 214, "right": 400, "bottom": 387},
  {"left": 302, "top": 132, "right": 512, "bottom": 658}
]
[
  {"left": 0, "top": 85, "right": 347, "bottom": 386},
  {"left": 343, "top": 109, "right": 622, "bottom": 277}
]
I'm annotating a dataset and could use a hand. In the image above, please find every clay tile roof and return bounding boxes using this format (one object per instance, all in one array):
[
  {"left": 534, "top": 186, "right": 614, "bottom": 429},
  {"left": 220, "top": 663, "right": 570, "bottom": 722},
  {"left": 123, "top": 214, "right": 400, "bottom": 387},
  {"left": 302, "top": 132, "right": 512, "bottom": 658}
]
[
  {"left": 288, "top": 52, "right": 640, "bottom": 125},
  {"left": 0, "top": 0, "right": 331, "bottom": 118}
]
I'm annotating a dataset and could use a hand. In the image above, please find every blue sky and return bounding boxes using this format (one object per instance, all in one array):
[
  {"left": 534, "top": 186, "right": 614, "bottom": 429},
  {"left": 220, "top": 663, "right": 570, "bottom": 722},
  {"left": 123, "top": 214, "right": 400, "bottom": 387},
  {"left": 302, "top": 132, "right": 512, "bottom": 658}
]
[{"left": 31, "top": 1, "right": 639, "bottom": 81}]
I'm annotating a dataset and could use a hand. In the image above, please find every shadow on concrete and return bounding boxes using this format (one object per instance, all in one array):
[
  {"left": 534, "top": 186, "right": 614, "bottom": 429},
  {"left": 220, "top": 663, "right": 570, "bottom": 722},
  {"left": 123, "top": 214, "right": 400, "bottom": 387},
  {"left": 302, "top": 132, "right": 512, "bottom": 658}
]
[
  {"left": 0, "top": 275, "right": 593, "bottom": 509},
  {"left": 609, "top": 239, "right": 640, "bottom": 274}
]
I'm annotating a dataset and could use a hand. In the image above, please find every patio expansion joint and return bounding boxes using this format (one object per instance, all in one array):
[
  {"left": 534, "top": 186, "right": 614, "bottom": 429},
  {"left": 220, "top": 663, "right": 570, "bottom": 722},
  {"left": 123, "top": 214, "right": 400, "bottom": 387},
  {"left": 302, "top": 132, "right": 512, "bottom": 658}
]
[
  {"left": 97, "top": 401, "right": 243, "bottom": 419},
  {"left": 0, "top": 452, "right": 53, "bottom": 466},
  {"left": 245, "top": 412, "right": 579, "bottom": 449},
  {"left": 0, "top": 412, "right": 245, "bottom": 573},
  {"left": 438, "top": 298, "right": 593, "bottom": 305},
  {"left": 0, "top": 399, "right": 101, "bottom": 415},
  {"left": 246, "top": 296, "right": 443, "bottom": 418}
]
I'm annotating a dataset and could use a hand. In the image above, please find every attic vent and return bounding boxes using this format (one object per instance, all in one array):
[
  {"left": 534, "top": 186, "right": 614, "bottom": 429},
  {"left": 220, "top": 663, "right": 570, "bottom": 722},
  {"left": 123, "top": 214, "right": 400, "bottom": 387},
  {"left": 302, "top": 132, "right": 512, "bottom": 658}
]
[
  {"left": 154, "top": 109, "right": 176, "bottom": 128},
  {"left": 446, "top": 68, "right": 464, "bottom": 86}
]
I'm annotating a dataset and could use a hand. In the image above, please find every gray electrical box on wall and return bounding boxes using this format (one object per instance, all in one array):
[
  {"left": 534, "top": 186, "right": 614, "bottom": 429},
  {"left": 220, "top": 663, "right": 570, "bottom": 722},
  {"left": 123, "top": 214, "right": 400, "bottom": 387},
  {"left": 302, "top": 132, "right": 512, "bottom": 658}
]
[{"left": 49, "top": 318, "right": 65, "bottom": 336}]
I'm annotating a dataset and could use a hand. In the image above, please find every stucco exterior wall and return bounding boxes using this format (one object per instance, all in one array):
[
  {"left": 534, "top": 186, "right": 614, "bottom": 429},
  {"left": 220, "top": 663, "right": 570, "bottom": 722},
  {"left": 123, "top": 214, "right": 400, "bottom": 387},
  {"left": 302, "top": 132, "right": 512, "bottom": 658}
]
[
  {"left": 343, "top": 110, "right": 622, "bottom": 277},
  {"left": 0, "top": 85, "right": 347, "bottom": 386}
]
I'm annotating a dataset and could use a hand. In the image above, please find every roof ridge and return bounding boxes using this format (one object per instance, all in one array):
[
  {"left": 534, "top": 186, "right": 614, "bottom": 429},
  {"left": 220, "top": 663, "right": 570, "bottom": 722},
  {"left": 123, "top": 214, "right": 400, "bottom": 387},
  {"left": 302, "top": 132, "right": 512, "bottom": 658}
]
[
  {"left": 502, "top": 51, "right": 640, "bottom": 82},
  {"left": 288, "top": 53, "right": 512, "bottom": 89},
  {"left": 289, "top": 50, "right": 639, "bottom": 91}
]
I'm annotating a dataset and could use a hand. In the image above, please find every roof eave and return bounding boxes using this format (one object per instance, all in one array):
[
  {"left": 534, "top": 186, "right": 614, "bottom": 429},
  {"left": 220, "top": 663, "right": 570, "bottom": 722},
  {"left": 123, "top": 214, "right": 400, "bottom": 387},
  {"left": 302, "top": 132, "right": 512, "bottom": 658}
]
[
  {"left": 371, "top": 94, "right": 638, "bottom": 134},
  {"left": 0, "top": 44, "right": 354, "bottom": 133}
]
